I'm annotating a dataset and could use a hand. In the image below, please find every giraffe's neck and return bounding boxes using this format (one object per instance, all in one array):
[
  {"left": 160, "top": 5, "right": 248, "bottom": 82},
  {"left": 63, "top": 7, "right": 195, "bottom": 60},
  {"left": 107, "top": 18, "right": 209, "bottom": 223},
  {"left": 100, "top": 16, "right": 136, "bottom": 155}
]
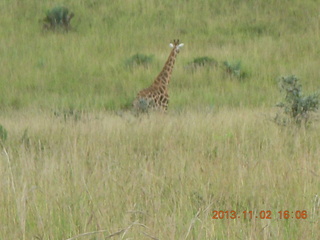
[{"left": 152, "top": 49, "right": 178, "bottom": 87}]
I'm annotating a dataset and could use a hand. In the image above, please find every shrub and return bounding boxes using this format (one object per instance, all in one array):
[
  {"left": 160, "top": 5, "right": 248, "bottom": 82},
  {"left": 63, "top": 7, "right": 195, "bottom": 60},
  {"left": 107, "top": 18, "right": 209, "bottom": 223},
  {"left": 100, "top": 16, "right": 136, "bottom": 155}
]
[
  {"left": 275, "top": 75, "right": 319, "bottom": 126},
  {"left": 43, "top": 6, "right": 74, "bottom": 32},
  {"left": 223, "top": 60, "right": 248, "bottom": 79},
  {"left": 186, "top": 56, "right": 218, "bottom": 70},
  {"left": 132, "top": 98, "right": 156, "bottom": 116},
  {"left": 125, "top": 54, "right": 154, "bottom": 68}
]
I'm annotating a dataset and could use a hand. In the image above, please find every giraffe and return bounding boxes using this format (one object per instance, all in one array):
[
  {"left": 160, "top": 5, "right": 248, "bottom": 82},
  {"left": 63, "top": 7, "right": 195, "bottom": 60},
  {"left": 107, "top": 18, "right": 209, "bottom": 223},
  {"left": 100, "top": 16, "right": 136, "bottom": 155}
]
[{"left": 133, "top": 39, "right": 184, "bottom": 113}]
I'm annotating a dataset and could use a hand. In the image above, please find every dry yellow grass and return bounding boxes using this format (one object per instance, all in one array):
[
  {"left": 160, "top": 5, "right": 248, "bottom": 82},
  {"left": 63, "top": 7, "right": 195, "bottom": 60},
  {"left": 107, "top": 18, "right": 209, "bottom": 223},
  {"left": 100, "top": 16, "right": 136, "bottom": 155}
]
[{"left": 0, "top": 108, "right": 319, "bottom": 239}]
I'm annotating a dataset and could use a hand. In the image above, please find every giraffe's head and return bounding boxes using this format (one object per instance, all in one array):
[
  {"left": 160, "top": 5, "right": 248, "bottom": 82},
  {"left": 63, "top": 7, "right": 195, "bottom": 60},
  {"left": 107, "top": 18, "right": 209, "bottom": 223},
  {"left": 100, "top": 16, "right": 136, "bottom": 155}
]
[{"left": 169, "top": 39, "right": 184, "bottom": 53}]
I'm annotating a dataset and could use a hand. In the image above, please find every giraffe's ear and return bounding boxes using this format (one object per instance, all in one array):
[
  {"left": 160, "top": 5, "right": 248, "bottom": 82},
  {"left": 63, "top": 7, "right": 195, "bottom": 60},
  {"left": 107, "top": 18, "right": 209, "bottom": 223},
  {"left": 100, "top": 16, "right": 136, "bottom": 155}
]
[
  {"left": 169, "top": 43, "right": 174, "bottom": 48},
  {"left": 178, "top": 43, "right": 184, "bottom": 49}
]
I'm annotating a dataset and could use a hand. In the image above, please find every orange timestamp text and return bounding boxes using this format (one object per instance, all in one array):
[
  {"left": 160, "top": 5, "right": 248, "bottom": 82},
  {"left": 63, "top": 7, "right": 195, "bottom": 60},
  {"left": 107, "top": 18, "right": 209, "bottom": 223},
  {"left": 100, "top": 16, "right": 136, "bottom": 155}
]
[{"left": 212, "top": 210, "right": 308, "bottom": 220}]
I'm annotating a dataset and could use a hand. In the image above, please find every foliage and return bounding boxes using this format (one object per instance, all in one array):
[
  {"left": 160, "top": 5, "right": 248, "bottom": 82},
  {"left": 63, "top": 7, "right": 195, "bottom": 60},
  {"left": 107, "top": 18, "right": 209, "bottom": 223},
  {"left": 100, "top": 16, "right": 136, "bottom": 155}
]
[
  {"left": 223, "top": 60, "right": 248, "bottom": 80},
  {"left": 186, "top": 56, "right": 218, "bottom": 70},
  {"left": 43, "top": 6, "right": 74, "bottom": 31},
  {"left": 275, "top": 75, "right": 319, "bottom": 126},
  {"left": 132, "top": 98, "right": 157, "bottom": 116},
  {"left": 125, "top": 54, "right": 154, "bottom": 68},
  {"left": 0, "top": 124, "right": 8, "bottom": 142}
]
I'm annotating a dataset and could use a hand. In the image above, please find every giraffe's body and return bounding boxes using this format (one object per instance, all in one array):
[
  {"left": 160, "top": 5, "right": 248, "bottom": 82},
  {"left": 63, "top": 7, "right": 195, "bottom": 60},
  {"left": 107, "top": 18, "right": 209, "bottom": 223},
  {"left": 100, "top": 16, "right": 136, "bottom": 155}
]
[{"left": 133, "top": 40, "right": 184, "bottom": 112}]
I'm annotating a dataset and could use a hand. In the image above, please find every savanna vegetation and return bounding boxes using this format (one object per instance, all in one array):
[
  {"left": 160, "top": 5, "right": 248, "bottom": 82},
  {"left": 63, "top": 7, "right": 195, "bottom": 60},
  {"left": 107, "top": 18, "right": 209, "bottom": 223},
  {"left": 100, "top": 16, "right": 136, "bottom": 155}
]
[{"left": 0, "top": 0, "right": 319, "bottom": 239}]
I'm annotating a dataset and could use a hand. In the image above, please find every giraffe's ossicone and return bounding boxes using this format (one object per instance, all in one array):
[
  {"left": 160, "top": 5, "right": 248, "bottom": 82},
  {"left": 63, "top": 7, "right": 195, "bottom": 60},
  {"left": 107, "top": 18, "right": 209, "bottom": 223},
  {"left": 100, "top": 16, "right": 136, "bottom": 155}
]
[{"left": 133, "top": 39, "right": 184, "bottom": 113}]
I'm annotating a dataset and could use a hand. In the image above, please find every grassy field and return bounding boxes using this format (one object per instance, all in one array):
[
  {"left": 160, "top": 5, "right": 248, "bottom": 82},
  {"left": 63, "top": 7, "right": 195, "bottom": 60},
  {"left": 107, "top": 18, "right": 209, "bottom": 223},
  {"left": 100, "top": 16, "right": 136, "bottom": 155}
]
[
  {"left": 1, "top": 110, "right": 320, "bottom": 239},
  {"left": 1, "top": 0, "right": 320, "bottom": 239},
  {"left": 1, "top": 0, "right": 320, "bottom": 110}
]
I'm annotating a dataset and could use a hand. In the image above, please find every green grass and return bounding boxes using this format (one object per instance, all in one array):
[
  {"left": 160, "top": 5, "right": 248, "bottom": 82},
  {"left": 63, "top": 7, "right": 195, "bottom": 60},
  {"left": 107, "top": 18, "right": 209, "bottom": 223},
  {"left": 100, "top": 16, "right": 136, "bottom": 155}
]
[
  {"left": 1, "top": 0, "right": 320, "bottom": 111},
  {"left": 0, "top": 0, "right": 320, "bottom": 239}
]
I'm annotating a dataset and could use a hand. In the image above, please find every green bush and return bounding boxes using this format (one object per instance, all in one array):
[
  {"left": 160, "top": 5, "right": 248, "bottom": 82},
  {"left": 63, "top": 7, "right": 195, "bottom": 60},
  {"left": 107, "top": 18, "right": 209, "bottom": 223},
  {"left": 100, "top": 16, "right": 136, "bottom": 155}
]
[
  {"left": 125, "top": 54, "right": 154, "bottom": 68},
  {"left": 223, "top": 60, "right": 248, "bottom": 80},
  {"left": 43, "top": 6, "right": 74, "bottom": 31},
  {"left": 186, "top": 56, "right": 218, "bottom": 70},
  {"left": 275, "top": 75, "right": 319, "bottom": 126}
]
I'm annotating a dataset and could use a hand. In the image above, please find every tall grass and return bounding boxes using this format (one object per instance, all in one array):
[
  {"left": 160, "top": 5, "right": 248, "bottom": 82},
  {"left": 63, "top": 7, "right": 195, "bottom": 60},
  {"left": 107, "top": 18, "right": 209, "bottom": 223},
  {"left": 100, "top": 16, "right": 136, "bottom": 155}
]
[{"left": 0, "top": 109, "right": 319, "bottom": 239}]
